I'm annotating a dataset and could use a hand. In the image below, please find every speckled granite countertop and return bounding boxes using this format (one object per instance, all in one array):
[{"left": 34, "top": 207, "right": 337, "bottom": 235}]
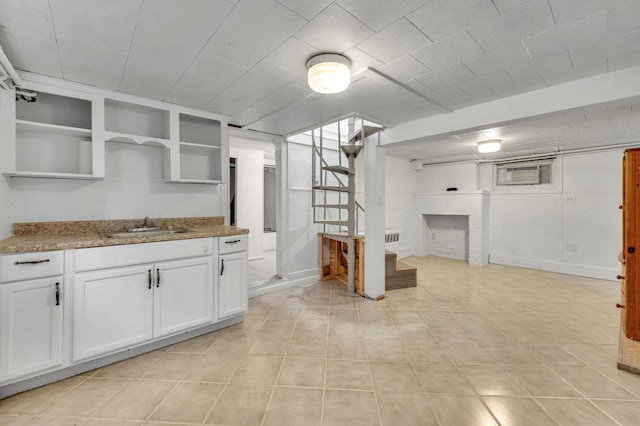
[{"left": 0, "top": 217, "right": 248, "bottom": 254}]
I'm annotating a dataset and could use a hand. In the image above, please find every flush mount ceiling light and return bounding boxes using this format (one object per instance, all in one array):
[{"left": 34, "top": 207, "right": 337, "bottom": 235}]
[
  {"left": 478, "top": 139, "right": 501, "bottom": 153},
  {"left": 306, "top": 53, "right": 351, "bottom": 94}
]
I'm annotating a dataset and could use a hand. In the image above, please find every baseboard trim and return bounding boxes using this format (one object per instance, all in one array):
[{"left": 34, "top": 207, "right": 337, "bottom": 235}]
[
  {"left": 249, "top": 274, "right": 318, "bottom": 298},
  {"left": 489, "top": 254, "right": 617, "bottom": 281}
]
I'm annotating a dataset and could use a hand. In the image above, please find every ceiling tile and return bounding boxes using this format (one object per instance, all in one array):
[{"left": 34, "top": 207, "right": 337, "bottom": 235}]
[
  {"left": 119, "top": 65, "right": 177, "bottom": 100},
  {"left": 57, "top": 38, "right": 129, "bottom": 73},
  {"left": 417, "top": 62, "right": 476, "bottom": 90},
  {"left": 379, "top": 55, "right": 431, "bottom": 83},
  {"left": 174, "top": 72, "right": 228, "bottom": 98},
  {"left": 505, "top": 51, "right": 572, "bottom": 84},
  {"left": 522, "top": 11, "right": 607, "bottom": 59},
  {"left": 62, "top": 59, "right": 122, "bottom": 90},
  {"left": 50, "top": 0, "right": 141, "bottom": 55},
  {"left": 467, "top": 0, "right": 555, "bottom": 51},
  {"left": 569, "top": 34, "right": 640, "bottom": 68},
  {"left": 543, "top": 60, "right": 607, "bottom": 86},
  {"left": 275, "top": 0, "right": 333, "bottom": 20},
  {"left": 463, "top": 41, "right": 531, "bottom": 76},
  {"left": 295, "top": 3, "right": 374, "bottom": 53},
  {"left": 124, "top": 0, "right": 234, "bottom": 80},
  {"left": 423, "top": 84, "right": 467, "bottom": 104},
  {"left": 336, "top": 0, "right": 430, "bottom": 31},
  {"left": 0, "top": 0, "right": 59, "bottom": 64},
  {"left": 608, "top": 49, "right": 640, "bottom": 72},
  {"left": 407, "top": 0, "right": 498, "bottom": 42},
  {"left": 412, "top": 30, "right": 484, "bottom": 71},
  {"left": 186, "top": 53, "right": 248, "bottom": 85},
  {"left": 265, "top": 37, "right": 320, "bottom": 76},
  {"left": 548, "top": 0, "right": 619, "bottom": 26},
  {"left": 202, "top": 0, "right": 307, "bottom": 68},
  {"left": 206, "top": 60, "right": 300, "bottom": 115},
  {"left": 234, "top": 84, "right": 310, "bottom": 126},
  {"left": 357, "top": 18, "right": 431, "bottom": 63},
  {"left": 164, "top": 85, "right": 216, "bottom": 109},
  {"left": 341, "top": 47, "right": 384, "bottom": 75},
  {"left": 607, "top": 0, "right": 640, "bottom": 38},
  {"left": 491, "top": 0, "right": 532, "bottom": 13},
  {"left": 5, "top": 50, "right": 63, "bottom": 79}
]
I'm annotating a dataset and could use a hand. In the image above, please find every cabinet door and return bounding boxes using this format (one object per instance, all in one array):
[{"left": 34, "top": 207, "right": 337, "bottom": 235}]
[
  {"left": 218, "top": 252, "right": 248, "bottom": 319},
  {"left": 73, "top": 266, "right": 153, "bottom": 361},
  {"left": 0, "top": 277, "right": 63, "bottom": 381},
  {"left": 153, "top": 256, "right": 213, "bottom": 338}
]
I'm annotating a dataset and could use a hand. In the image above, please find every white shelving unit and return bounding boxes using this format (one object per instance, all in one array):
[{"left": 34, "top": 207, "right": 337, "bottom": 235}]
[
  {"left": 0, "top": 76, "right": 228, "bottom": 185},
  {"left": 1, "top": 84, "right": 103, "bottom": 179}
]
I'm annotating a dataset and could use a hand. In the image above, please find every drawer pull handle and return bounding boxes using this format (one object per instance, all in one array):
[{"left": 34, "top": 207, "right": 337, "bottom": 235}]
[
  {"left": 156, "top": 268, "right": 160, "bottom": 288},
  {"left": 55, "top": 282, "right": 60, "bottom": 306},
  {"left": 14, "top": 259, "right": 50, "bottom": 265},
  {"left": 617, "top": 303, "right": 625, "bottom": 309},
  {"left": 220, "top": 259, "right": 225, "bottom": 276},
  {"left": 225, "top": 240, "right": 241, "bottom": 244},
  {"left": 617, "top": 275, "right": 625, "bottom": 280},
  {"left": 148, "top": 269, "right": 152, "bottom": 289}
]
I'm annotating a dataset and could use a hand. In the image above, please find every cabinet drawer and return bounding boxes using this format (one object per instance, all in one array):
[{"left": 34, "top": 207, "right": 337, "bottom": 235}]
[
  {"left": 75, "top": 238, "right": 214, "bottom": 272},
  {"left": 0, "top": 251, "right": 64, "bottom": 283},
  {"left": 218, "top": 234, "right": 247, "bottom": 254}
]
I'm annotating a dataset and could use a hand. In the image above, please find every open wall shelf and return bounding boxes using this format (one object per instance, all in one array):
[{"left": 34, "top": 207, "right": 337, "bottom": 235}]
[{"left": 1, "top": 77, "right": 228, "bottom": 185}]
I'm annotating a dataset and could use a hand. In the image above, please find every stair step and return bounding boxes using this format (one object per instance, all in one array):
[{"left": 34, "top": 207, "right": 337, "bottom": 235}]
[
  {"left": 315, "top": 220, "right": 349, "bottom": 226},
  {"left": 341, "top": 145, "right": 364, "bottom": 157},
  {"left": 313, "top": 185, "right": 350, "bottom": 192},
  {"left": 385, "top": 261, "right": 417, "bottom": 291},
  {"left": 349, "top": 125, "right": 382, "bottom": 143},
  {"left": 385, "top": 251, "right": 398, "bottom": 271},
  {"left": 313, "top": 204, "right": 349, "bottom": 209},
  {"left": 322, "top": 165, "right": 354, "bottom": 175}
]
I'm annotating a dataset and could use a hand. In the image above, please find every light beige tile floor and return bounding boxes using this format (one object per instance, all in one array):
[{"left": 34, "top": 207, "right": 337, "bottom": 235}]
[{"left": 1, "top": 256, "right": 639, "bottom": 425}]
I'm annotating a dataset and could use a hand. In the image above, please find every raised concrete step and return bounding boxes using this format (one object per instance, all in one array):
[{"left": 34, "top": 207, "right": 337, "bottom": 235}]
[{"left": 384, "top": 251, "right": 417, "bottom": 291}]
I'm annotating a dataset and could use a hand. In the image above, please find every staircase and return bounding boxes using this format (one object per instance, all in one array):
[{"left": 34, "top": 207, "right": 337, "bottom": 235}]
[
  {"left": 385, "top": 251, "right": 417, "bottom": 291},
  {"left": 313, "top": 119, "right": 381, "bottom": 295}
]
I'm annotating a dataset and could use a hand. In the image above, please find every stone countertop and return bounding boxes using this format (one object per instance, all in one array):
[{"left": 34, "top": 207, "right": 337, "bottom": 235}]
[{"left": 0, "top": 217, "right": 248, "bottom": 254}]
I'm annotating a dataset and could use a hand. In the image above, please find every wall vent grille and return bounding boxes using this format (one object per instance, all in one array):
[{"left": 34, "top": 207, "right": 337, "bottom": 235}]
[{"left": 385, "top": 230, "right": 400, "bottom": 243}]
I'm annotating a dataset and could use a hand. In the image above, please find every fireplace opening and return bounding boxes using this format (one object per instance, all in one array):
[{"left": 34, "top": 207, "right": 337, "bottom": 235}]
[{"left": 423, "top": 214, "right": 469, "bottom": 261}]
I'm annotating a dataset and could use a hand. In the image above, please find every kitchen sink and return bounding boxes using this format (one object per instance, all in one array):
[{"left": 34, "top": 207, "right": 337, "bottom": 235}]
[{"left": 101, "top": 228, "right": 191, "bottom": 239}]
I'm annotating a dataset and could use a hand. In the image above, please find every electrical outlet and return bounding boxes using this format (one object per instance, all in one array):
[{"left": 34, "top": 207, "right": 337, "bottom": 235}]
[
  {"left": 565, "top": 243, "right": 577, "bottom": 252},
  {"left": 564, "top": 194, "right": 577, "bottom": 202}
]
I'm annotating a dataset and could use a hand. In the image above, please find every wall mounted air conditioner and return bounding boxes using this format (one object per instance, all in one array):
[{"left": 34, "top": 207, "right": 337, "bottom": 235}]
[{"left": 496, "top": 161, "right": 552, "bottom": 185}]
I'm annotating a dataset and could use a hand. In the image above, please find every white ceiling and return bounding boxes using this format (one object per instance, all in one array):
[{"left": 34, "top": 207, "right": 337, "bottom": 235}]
[{"left": 1, "top": 0, "right": 640, "bottom": 162}]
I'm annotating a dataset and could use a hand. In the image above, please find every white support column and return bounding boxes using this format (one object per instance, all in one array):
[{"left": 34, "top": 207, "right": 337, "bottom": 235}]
[{"left": 364, "top": 140, "right": 385, "bottom": 300}]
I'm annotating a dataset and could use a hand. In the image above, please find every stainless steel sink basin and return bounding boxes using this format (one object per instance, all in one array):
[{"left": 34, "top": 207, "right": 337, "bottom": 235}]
[{"left": 101, "top": 228, "right": 191, "bottom": 239}]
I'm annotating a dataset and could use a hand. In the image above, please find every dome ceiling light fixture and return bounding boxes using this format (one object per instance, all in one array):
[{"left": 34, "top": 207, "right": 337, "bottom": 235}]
[
  {"left": 478, "top": 139, "right": 501, "bottom": 153},
  {"left": 306, "top": 53, "right": 351, "bottom": 94}
]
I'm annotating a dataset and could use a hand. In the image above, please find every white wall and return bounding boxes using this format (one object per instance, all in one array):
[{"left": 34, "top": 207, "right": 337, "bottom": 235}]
[
  {"left": 286, "top": 141, "right": 320, "bottom": 279},
  {"left": 416, "top": 162, "right": 478, "bottom": 192},
  {"left": 384, "top": 155, "right": 416, "bottom": 259},
  {"left": 4, "top": 142, "right": 221, "bottom": 233},
  {"left": 489, "top": 150, "right": 622, "bottom": 279},
  {"left": 414, "top": 151, "right": 622, "bottom": 279},
  {"left": 232, "top": 147, "right": 264, "bottom": 261}
]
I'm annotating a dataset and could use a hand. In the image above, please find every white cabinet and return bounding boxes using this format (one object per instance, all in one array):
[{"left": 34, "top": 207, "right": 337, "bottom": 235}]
[
  {"left": 72, "top": 239, "right": 214, "bottom": 361},
  {"left": 73, "top": 265, "right": 153, "bottom": 361},
  {"left": 1, "top": 75, "right": 227, "bottom": 183},
  {"left": 0, "top": 82, "right": 104, "bottom": 179},
  {"left": 102, "top": 97, "right": 225, "bottom": 184},
  {"left": 218, "top": 235, "right": 248, "bottom": 319},
  {"left": 153, "top": 257, "right": 213, "bottom": 337},
  {"left": 0, "top": 252, "right": 64, "bottom": 382}
]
